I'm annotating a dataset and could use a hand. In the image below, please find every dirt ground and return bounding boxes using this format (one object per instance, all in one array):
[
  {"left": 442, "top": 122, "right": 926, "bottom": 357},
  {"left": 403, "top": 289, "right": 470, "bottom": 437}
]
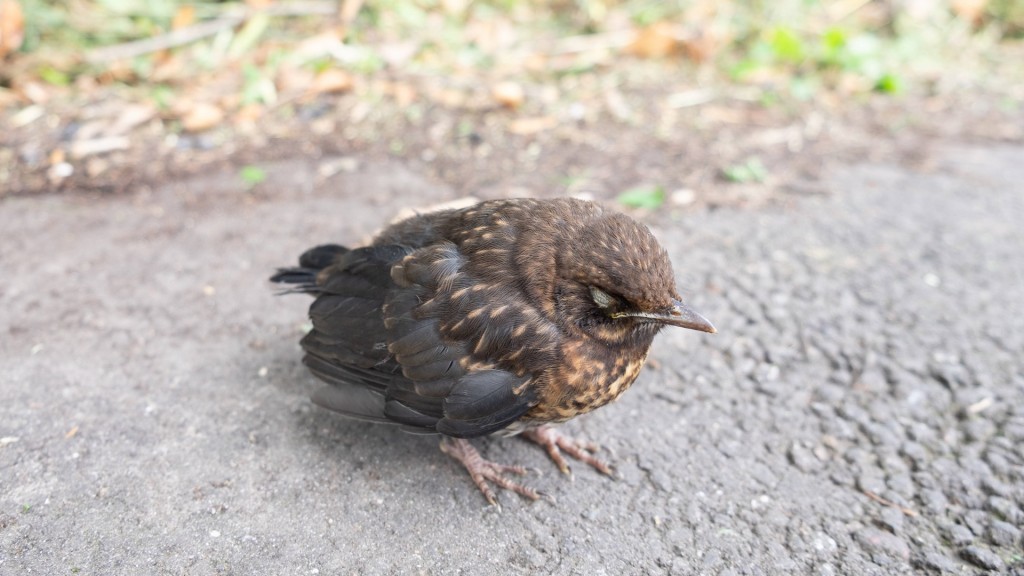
[
  {"left": 2, "top": 117, "right": 1023, "bottom": 575},
  {"left": 4, "top": 72, "right": 1022, "bottom": 205}
]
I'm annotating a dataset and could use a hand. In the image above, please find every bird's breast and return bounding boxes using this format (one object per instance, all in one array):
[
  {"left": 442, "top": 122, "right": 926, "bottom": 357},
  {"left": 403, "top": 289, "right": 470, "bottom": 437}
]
[{"left": 526, "top": 344, "right": 648, "bottom": 423}]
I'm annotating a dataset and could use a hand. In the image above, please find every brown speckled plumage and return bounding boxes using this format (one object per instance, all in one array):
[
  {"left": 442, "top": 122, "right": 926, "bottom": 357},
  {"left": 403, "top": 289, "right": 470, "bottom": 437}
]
[{"left": 271, "top": 198, "right": 715, "bottom": 504}]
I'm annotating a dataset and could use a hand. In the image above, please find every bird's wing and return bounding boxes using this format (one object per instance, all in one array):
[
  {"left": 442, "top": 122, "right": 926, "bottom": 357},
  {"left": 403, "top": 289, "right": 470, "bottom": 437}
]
[
  {"left": 385, "top": 247, "right": 538, "bottom": 437},
  {"left": 300, "top": 242, "right": 536, "bottom": 437}
]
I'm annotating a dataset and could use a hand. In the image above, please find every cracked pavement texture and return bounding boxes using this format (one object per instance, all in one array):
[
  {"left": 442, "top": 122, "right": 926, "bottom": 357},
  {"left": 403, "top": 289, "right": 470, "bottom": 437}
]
[{"left": 2, "top": 144, "right": 1023, "bottom": 575}]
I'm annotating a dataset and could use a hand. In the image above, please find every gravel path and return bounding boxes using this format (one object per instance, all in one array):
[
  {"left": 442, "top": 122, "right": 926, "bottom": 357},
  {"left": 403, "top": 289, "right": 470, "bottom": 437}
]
[{"left": 2, "top": 144, "right": 1022, "bottom": 575}]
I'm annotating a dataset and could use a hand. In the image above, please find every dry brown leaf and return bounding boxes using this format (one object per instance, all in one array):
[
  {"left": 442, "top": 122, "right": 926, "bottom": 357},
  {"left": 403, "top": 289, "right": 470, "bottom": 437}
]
[
  {"left": 16, "top": 80, "right": 49, "bottom": 103},
  {"left": 492, "top": 81, "right": 525, "bottom": 109},
  {"left": 507, "top": 116, "right": 557, "bottom": 135},
  {"left": 218, "top": 92, "right": 242, "bottom": 112},
  {"left": 171, "top": 4, "right": 196, "bottom": 30},
  {"left": 429, "top": 87, "right": 467, "bottom": 108},
  {"left": 311, "top": 69, "right": 354, "bottom": 95},
  {"left": 0, "top": 86, "right": 23, "bottom": 107},
  {"left": 234, "top": 103, "right": 263, "bottom": 123},
  {"left": 950, "top": 0, "right": 988, "bottom": 24},
  {"left": 837, "top": 72, "right": 873, "bottom": 95},
  {"left": 276, "top": 66, "right": 314, "bottom": 95},
  {"left": 181, "top": 102, "right": 224, "bottom": 132},
  {"left": 86, "top": 157, "right": 110, "bottom": 178},
  {"left": 99, "top": 61, "right": 135, "bottom": 84},
  {"left": 523, "top": 53, "right": 548, "bottom": 73},
  {"left": 679, "top": 30, "right": 722, "bottom": 63},
  {"left": 151, "top": 55, "right": 185, "bottom": 82},
  {"left": 0, "top": 0, "right": 25, "bottom": 59},
  {"left": 388, "top": 82, "right": 417, "bottom": 107},
  {"left": 73, "top": 74, "right": 99, "bottom": 95},
  {"left": 626, "top": 22, "right": 678, "bottom": 59}
]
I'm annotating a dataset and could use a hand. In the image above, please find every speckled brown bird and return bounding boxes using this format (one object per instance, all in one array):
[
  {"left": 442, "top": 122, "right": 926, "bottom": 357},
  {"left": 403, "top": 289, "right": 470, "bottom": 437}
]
[{"left": 271, "top": 198, "right": 715, "bottom": 504}]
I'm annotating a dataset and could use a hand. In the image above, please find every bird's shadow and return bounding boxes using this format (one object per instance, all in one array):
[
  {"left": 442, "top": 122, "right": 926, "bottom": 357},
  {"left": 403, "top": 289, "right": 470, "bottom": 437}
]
[
  {"left": 259, "top": 332, "right": 483, "bottom": 502},
  {"left": 257, "top": 327, "right": 599, "bottom": 509}
]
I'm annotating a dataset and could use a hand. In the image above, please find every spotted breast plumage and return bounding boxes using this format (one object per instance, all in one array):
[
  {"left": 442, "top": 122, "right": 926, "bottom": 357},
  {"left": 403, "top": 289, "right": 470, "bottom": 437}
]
[{"left": 271, "top": 197, "right": 715, "bottom": 504}]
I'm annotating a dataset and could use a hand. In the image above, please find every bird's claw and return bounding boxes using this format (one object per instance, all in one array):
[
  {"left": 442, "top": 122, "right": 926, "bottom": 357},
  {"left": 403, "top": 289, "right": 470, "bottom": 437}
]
[
  {"left": 441, "top": 437, "right": 541, "bottom": 506},
  {"left": 521, "top": 425, "right": 615, "bottom": 477}
]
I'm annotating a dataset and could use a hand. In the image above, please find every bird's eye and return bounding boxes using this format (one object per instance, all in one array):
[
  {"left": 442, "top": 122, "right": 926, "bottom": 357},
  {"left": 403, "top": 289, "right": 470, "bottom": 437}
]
[{"left": 590, "top": 286, "right": 615, "bottom": 309}]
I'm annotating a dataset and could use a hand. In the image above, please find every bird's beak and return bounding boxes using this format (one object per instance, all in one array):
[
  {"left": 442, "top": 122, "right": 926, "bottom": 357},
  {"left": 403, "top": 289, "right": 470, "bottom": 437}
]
[
  {"left": 657, "top": 299, "right": 716, "bottom": 333},
  {"left": 612, "top": 299, "right": 716, "bottom": 333}
]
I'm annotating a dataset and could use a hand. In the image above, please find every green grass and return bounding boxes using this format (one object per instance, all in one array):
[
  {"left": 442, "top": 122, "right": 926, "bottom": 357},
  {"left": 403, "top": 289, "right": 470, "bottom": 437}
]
[
  {"left": 6, "top": 0, "right": 1021, "bottom": 108},
  {"left": 617, "top": 185, "right": 666, "bottom": 209},
  {"left": 239, "top": 165, "right": 267, "bottom": 188},
  {"left": 723, "top": 158, "right": 768, "bottom": 183}
]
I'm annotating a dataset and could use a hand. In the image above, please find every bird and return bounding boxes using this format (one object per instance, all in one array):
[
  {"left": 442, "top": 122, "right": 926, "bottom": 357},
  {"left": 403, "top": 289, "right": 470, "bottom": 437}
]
[{"left": 270, "top": 198, "right": 715, "bottom": 504}]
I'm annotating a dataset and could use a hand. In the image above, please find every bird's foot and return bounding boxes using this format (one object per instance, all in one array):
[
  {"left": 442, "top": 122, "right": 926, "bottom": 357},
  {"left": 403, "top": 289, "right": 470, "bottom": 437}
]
[
  {"left": 440, "top": 437, "right": 542, "bottom": 506},
  {"left": 521, "top": 425, "right": 614, "bottom": 477}
]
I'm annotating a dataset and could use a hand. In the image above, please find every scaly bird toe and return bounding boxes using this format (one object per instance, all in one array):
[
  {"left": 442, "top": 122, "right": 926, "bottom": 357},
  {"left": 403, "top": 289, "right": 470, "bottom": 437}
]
[
  {"left": 521, "top": 425, "right": 615, "bottom": 477},
  {"left": 440, "top": 437, "right": 541, "bottom": 506}
]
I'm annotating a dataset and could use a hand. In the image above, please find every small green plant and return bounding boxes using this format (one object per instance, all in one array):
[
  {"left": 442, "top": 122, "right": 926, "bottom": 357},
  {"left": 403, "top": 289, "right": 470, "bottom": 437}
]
[
  {"left": 241, "top": 65, "right": 277, "bottom": 106},
  {"left": 874, "top": 72, "right": 903, "bottom": 94},
  {"left": 239, "top": 165, "right": 267, "bottom": 188},
  {"left": 733, "top": 23, "right": 904, "bottom": 97},
  {"left": 723, "top": 158, "right": 768, "bottom": 183},
  {"left": 37, "top": 66, "right": 70, "bottom": 86},
  {"left": 767, "top": 27, "right": 806, "bottom": 64},
  {"left": 617, "top": 185, "right": 666, "bottom": 209},
  {"left": 150, "top": 85, "right": 175, "bottom": 110}
]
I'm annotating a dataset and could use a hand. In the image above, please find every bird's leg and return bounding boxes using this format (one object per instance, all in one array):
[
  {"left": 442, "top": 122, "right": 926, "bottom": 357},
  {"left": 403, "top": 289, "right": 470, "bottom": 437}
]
[
  {"left": 520, "top": 425, "right": 614, "bottom": 477},
  {"left": 439, "top": 437, "right": 541, "bottom": 506}
]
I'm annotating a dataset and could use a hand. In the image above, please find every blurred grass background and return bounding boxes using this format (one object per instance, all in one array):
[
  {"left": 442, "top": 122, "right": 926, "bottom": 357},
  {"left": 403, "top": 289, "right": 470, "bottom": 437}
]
[
  {"left": 1, "top": 0, "right": 1021, "bottom": 198},
  {"left": 3, "top": 0, "right": 1022, "bottom": 105}
]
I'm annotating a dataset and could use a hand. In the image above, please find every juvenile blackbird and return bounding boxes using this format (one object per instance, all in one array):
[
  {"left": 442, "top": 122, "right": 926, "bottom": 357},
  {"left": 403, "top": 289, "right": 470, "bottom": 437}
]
[{"left": 271, "top": 198, "right": 715, "bottom": 504}]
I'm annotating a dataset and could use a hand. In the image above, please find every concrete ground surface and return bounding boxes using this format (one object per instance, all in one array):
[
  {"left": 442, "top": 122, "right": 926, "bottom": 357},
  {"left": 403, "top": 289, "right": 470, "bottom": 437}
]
[{"left": 1, "top": 143, "right": 1023, "bottom": 575}]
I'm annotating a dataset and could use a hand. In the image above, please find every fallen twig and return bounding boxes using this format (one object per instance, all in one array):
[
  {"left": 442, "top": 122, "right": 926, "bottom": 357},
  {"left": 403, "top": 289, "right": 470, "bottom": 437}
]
[
  {"left": 87, "top": 17, "right": 244, "bottom": 63},
  {"left": 86, "top": 1, "right": 338, "bottom": 64}
]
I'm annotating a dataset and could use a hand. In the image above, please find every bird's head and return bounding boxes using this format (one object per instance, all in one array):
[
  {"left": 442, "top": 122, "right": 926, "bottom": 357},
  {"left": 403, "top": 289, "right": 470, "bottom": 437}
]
[{"left": 549, "top": 210, "right": 715, "bottom": 346}]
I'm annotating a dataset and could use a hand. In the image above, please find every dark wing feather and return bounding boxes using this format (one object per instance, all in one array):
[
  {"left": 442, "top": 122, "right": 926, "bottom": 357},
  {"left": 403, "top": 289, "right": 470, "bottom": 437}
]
[
  {"left": 292, "top": 234, "right": 540, "bottom": 438},
  {"left": 383, "top": 399, "right": 439, "bottom": 428},
  {"left": 305, "top": 355, "right": 388, "bottom": 423},
  {"left": 436, "top": 370, "right": 536, "bottom": 437},
  {"left": 299, "top": 245, "right": 412, "bottom": 422},
  {"left": 382, "top": 245, "right": 540, "bottom": 438}
]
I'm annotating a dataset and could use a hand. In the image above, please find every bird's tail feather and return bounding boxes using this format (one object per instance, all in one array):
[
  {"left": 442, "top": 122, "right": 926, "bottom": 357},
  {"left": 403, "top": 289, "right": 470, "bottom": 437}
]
[
  {"left": 306, "top": 355, "right": 389, "bottom": 422},
  {"left": 269, "top": 244, "right": 349, "bottom": 294}
]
